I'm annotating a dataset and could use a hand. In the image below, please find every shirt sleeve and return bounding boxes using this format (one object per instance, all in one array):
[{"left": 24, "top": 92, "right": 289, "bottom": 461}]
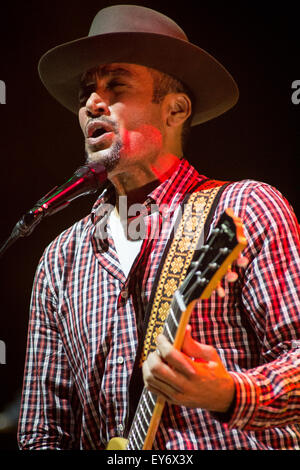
[
  {"left": 221, "top": 182, "right": 300, "bottom": 431},
  {"left": 17, "top": 245, "right": 82, "bottom": 450}
]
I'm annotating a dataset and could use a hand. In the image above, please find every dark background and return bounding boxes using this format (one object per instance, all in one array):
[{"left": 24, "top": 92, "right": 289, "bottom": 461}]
[{"left": 0, "top": 0, "right": 299, "bottom": 450}]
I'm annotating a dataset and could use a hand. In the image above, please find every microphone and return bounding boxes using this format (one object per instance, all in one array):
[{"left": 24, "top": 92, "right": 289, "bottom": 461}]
[{"left": 0, "top": 161, "right": 107, "bottom": 257}]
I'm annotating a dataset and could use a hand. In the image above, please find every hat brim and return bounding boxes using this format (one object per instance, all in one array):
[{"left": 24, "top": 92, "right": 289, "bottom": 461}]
[{"left": 38, "top": 32, "right": 239, "bottom": 126}]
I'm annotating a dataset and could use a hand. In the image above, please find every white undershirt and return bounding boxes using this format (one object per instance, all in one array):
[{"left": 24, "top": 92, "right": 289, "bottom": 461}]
[{"left": 109, "top": 208, "right": 143, "bottom": 277}]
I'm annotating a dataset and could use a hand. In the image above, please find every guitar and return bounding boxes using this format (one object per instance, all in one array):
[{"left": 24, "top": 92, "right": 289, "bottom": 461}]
[{"left": 107, "top": 208, "right": 247, "bottom": 450}]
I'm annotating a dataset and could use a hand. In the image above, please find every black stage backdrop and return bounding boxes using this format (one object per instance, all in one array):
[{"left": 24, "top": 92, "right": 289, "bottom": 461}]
[{"left": 0, "top": 0, "right": 298, "bottom": 450}]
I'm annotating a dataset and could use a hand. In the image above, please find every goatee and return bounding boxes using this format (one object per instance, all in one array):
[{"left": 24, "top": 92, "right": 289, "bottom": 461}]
[{"left": 85, "top": 139, "right": 122, "bottom": 172}]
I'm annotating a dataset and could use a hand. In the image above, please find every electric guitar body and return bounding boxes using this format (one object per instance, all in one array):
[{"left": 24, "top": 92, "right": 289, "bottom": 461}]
[
  {"left": 106, "top": 437, "right": 128, "bottom": 450},
  {"left": 107, "top": 208, "right": 247, "bottom": 450}
]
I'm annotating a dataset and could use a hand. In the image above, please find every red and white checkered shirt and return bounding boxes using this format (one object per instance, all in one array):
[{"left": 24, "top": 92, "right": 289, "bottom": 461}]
[{"left": 18, "top": 159, "right": 300, "bottom": 449}]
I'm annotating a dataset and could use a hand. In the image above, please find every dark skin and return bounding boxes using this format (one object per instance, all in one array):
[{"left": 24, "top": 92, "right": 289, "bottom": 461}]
[
  {"left": 79, "top": 62, "right": 235, "bottom": 414},
  {"left": 143, "top": 326, "right": 235, "bottom": 413}
]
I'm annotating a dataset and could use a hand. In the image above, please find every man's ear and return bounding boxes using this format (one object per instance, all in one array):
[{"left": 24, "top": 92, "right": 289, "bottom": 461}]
[{"left": 165, "top": 93, "right": 192, "bottom": 128}]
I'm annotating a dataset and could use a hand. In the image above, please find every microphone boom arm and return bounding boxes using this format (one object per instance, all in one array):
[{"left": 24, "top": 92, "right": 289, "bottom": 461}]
[{"left": 0, "top": 162, "right": 107, "bottom": 259}]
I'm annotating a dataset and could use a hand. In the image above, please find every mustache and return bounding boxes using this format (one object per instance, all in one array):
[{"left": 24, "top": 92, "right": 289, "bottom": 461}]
[{"left": 84, "top": 116, "right": 119, "bottom": 137}]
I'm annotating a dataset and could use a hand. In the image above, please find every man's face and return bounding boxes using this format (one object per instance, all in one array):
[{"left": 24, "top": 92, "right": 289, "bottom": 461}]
[{"left": 78, "top": 63, "right": 165, "bottom": 174}]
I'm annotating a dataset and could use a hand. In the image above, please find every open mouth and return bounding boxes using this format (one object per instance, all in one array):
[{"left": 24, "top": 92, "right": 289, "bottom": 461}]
[
  {"left": 91, "top": 127, "right": 107, "bottom": 139},
  {"left": 86, "top": 120, "right": 115, "bottom": 147},
  {"left": 87, "top": 120, "right": 114, "bottom": 137}
]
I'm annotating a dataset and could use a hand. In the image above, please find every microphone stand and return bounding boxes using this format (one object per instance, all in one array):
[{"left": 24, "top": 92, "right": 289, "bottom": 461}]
[
  {"left": 0, "top": 232, "right": 20, "bottom": 260},
  {"left": 0, "top": 162, "right": 107, "bottom": 259}
]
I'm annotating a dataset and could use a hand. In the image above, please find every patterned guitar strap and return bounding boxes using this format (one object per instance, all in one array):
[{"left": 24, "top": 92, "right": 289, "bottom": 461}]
[{"left": 126, "top": 178, "right": 230, "bottom": 433}]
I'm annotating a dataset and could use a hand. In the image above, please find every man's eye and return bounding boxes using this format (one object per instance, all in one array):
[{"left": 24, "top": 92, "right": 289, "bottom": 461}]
[{"left": 107, "top": 80, "right": 126, "bottom": 90}]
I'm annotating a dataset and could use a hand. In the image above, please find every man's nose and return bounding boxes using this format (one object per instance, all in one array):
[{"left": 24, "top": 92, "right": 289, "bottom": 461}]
[{"left": 85, "top": 92, "right": 110, "bottom": 117}]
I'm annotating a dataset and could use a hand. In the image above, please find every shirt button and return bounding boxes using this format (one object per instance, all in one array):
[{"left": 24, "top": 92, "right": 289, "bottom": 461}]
[
  {"left": 117, "top": 356, "right": 124, "bottom": 365},
  {"left": 121, "top": 289, "right": 128, "bottom": 299},
  {"left": 117, "top": 424, "right": 124, "bottom": 434}
]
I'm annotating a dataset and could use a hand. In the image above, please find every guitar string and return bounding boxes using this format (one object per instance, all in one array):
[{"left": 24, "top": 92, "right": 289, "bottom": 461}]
[
  {"left": 127, "top": 303, "right": 183, "bottom": 449},
  {"left": 126, "top": 224, "right": 233, "bottom": 449},
  {"left": 128, "top": 406, "right": 145, "bottom": 450},
  {"left": 127, "top": 249, "right": 222, "bottom": 450},
  {"left": 127, "top": 390, "right": 154, "bottom": 449},
  {"left": 128, "top": 391, "right": 156, "bottom": 449}
]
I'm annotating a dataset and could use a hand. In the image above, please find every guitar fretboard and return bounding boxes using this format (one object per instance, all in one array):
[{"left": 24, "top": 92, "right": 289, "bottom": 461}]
[
  {"left": 124, "top": 212, "right": 246, "bottom": 450},
  {"left": 126, "top": 295, "right": 185, "bottom": 450}
]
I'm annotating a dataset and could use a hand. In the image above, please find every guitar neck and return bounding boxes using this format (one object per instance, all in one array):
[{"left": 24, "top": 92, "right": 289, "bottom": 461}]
[
  {"left": 126, "top": 294, "right": 188, "bottom": 450},
  {"left": 125, "top": 209, "right": 247, "bottom": 450},
  {"left": 126, "top": 387, "right": 159, "bottom": 450}
]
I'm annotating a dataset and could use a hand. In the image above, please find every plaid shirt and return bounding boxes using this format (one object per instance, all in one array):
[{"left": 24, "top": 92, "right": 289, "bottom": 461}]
[{"left": 18, "top": 159, "right": 300, "bottom": 450}]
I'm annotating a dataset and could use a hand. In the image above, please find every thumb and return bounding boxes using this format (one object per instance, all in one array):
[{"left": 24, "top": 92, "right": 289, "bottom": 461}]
[{"left": 182, "top": 325, "right": 219, "bottom": 362}]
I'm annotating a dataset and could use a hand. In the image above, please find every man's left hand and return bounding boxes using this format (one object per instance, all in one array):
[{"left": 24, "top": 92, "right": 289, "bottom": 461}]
[{"left": 142, "top": 326, "right": 235, "bottom": 413}]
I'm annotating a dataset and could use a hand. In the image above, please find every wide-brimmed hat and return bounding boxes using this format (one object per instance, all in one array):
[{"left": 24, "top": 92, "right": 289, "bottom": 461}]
[{"left": 38, "top": 4, "right": 239, "bottom": 126}]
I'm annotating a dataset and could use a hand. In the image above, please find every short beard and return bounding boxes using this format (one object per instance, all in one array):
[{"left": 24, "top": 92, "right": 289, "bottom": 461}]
[{"left": 85, "top": 137, "right": 122, "bottom": 173}]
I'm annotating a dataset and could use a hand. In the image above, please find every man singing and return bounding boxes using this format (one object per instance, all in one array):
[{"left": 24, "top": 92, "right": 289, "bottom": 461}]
[{"left": 18, "top": 5, "right": 300, "bottom": 450}]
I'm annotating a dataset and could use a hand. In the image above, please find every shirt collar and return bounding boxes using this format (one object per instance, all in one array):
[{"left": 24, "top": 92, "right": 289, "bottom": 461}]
[{"left": 90, "top": 158, "right": 207, "bottom": 225}]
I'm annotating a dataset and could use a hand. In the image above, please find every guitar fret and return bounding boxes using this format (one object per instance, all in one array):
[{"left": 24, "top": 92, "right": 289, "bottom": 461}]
[
  {"left": 148, "top": 391, "right": 156, "bottom": 407},
  {"left": 143, "top": 391, "right": 154, "bottom": 417},
  {"left": 122, "top": 210, "right": 245, "bottom": 452},
  {"left": 163, "top": 297, "right": 185, "bottom": 343},
  {"left": 127, "top": 391, "right": 151, "bottom": 450},
  {"left": 128, "top": 290, "right": 201, "bottom": 449},
  {"left": 136, "top": 409, "right": 147, "bottom": 437},
  {"left": 127, "top": 435, "right": 134, "bottom": 450},
  {"left": 140, "top": 397, "right": 151, "bottom": 427},
  {"left": 127, "top": 390, "right": 158, "bottom": 450},
  {"left": 133, "top": 426, "right": 144, "bottom": 449},
  {"left": 128, "top": 428, "right": 141, "bottom": 450},
  {"left": 131, "top": 418, "right": 144, "bottom": 448}
]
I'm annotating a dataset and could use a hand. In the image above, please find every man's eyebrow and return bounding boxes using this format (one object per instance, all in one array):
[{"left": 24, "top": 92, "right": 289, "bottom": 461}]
[
  {"left": 79, "top": 66, "right": 134, "bottom": 91},
  {"left": 98, "top": 66, "right": 134, "bottom": 79}
]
